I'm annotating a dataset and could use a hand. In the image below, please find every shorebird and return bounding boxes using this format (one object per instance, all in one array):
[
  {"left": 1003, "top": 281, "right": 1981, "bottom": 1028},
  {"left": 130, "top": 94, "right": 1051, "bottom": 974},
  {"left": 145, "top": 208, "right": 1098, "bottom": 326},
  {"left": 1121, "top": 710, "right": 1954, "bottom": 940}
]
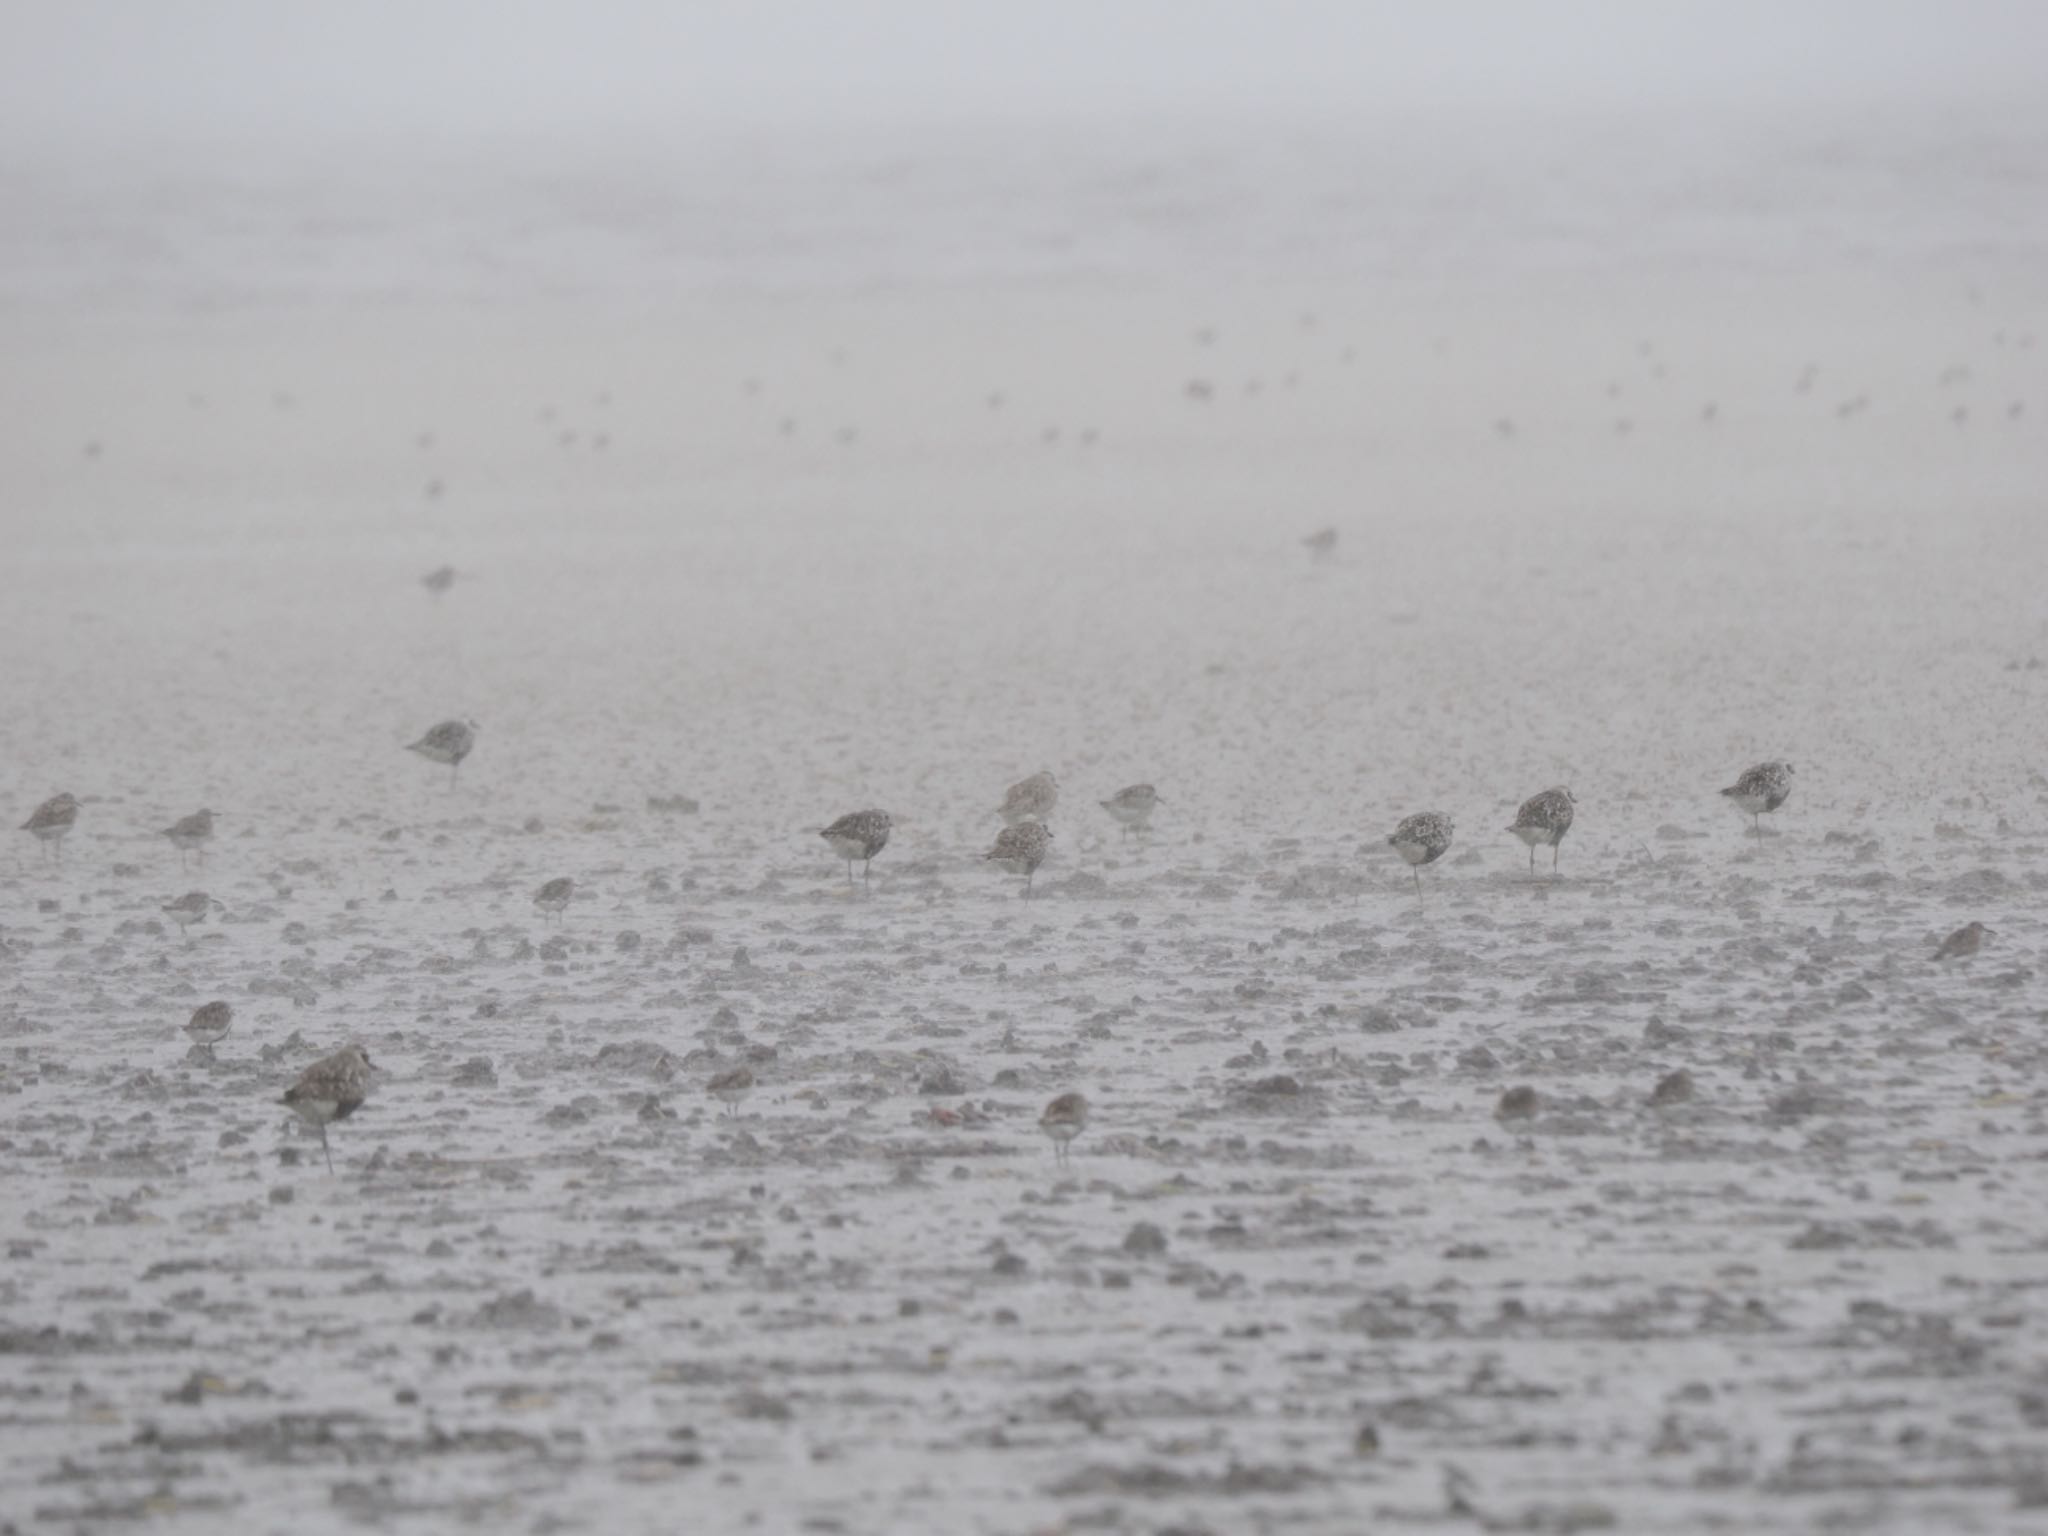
[
  {"left": 1720, "top": 761, "right": 1794, "bottom": 837},
  {"left": 422, "top": 565, "right": 456, "bottom": 596},
  {"left": 533, "top": 876, "right": 574, "bottom": 923},
  {"left": 819, "top": 809, "right": 892, "bottom": 882},
  {"left": 283, "top": 1045, "right": 373, "bottom": 1174},
  {"left": 1302, "top": 527, "right": 1338, "bottom": 562},
  {"left": 19, "top": 793, "right": 78, "bottom": 863},
  {"left": 1099, "top": 784, "right": 1161, "bottom": 839},
  {"left": 406, "top": 718, "right": 478, "bottom": 786},
  {"left": 1388, "top": 811, "right": 1454, "bottom": 895},
  {"left": 161, "top": 808, "right": 214, "bottom": 868},
  {"left": 162, "top": 891, "right": 226, "bottom": 942},
  {"left": 708, "top": 1065, "right": 755, "bottom": 1117},
  {"left": 183, "top": 1000, "right": 233, "bottom": 1057},
  {"left": 985, "top": 821, "right": 1053, "bottom": 895},
  {"left": 1933, "top": 921, "right": 1991, "bottom": 961},
  {"left": 1040, "top": 1092, "right": 1088, "bottom": 1166},
  {"left": 1507, "top": 787, "right": 1575, "bottom": 876},
  {"left": 996, "top": 771, "right": 1058, "bottom": 825}
]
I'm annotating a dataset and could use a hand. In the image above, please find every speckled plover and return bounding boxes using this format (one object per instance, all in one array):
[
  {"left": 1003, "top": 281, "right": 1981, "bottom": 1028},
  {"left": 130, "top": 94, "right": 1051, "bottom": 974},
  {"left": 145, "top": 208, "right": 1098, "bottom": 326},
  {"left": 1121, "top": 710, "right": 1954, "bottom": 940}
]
[
  {"left": 1720, "top": 761, "right": 1793, "bottom": 837},
  {"left": 1507, "top": 787, "right": 1575, "bottom": 876},
  {"left": 283, "top": 1045, "right": 373, "bottom": 1174},
  {"left": 1388, "top": 811, "right": 1454, "bottom": 895},
  {"left": 1040, "top": 1092, "right": 1088, "bottom": 1165},
  {"left": 985, "top": 821, "right": 1053, "bottom": 895},
  {"left": 820, "top": 809, "right": 892, "bottom": 882}
]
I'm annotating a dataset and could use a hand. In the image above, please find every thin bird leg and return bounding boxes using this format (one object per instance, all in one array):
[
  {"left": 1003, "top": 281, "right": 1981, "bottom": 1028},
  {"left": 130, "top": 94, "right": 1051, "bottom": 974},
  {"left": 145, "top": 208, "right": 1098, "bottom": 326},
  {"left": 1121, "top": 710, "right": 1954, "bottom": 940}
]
[
  {"left": 320, "top": 1122, "right": 334, "bottom": 1175},
  {"left": 1553, "top": 845, "right": 1560, "bottom": 874},
  {"left": 862, "top": 858, "right": 872, "bottom": 883},
  {"left": 1414, "top": 866, "right": 1423, "bottom": 897}
]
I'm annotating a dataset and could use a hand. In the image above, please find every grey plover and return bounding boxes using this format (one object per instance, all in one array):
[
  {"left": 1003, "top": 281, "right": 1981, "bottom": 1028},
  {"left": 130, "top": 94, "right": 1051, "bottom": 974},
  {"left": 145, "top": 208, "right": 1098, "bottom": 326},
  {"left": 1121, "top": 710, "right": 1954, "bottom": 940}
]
[
  {"left": 282, "top": 1045, "right": 373, "bottom": 1174},
  {"left": 1099, "top": 784, "right": 1161, "bottom": 839},
  {"left": 1302, "top": 527, "right": 1338, "bottom": 562},
  {"left": 819, "top": 809, "right": 892, "bottom": 881},
  {"left": 1720, "top": 761, "right": 1794, "bottom": 837},
  {"left": 422, "top": 565, "right": 456, "bottom": 596},
  {"left": 707, "top": 1065, "right": 755, "bottom": 1116},
  {"left": 184, "top": 1000, "right": 233, "bottom": 1056},
  {"left": 997, "top": 771, "right": 1058, "bottom": 825},
  {"left": 1388, "top": 811, "right": 1455, "bottom": 894},
  {"left": 406, "top": 718, "right": 478, "bottom": 786},
  {"left": 162, "top": 890, "right": 225, "bottom": 942},
  {"left": 1040, "top": 1092, "right": 1088, "bottom": 1166},
  {"left": 985, "top": 821, "right": 1053, "bottom": 895},
  {"left": 19, "top": 792, "right": 78, "bottom": 863},
  {"left": 1933, "top": 921, "right": 1991, "bottom": 961},
  {"left": 533, "top": 876, "right": 574, "bottom": 922},
  {"left": 1507, "top": 787, "right": 1575, "bottom": 875},
  {"left": 162, "top": 808, "right": 215, "bottom": 867}
]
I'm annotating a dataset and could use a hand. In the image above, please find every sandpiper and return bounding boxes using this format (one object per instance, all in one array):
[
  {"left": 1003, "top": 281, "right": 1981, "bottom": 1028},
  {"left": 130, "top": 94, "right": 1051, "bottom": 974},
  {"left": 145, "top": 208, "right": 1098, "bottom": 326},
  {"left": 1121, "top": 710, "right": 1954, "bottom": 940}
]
[
  {"left": 996, "top": 771, "right": 1058, "bottom": 825},
  {"left": 406, "top": 719, "right": 479, "bottom": 786},
  {"left": 985, "top": 821, "right": 1053, "bottom": 895},
  {"left": 708, "top": 1065, "right": 755, "bottom": 1117},
  {"left": 1720, "top": 761, "right": 1794, "bottom": 837},
  {"left": 1099, "top": 784, "right": 1161, "bottom": 839},
  {"left": 283, "top": 1045, "right": 373, "bottom": 1174},
  {"left": 1040, "top": 1092, "right": 1088, "bottom": 1166},
  {"left": 1507, "top": 787, "right": 1575, "bottom": 876},
  {"left": 20, "top": 793, "right": 79, "bottom": 863},
  {"left": 1388, "top": 811, "right": 1454, "bottom": 895},
  {"left": 184, "top": 1000, "right": 233, "bottom": 1057},
  {"left": 162, "top": 891, "right": 225, "bottom": 942},
  {"left": 1933, "top": 921, "right": 1991, "bottom": 961},
  {"left": 819, "top": 809, "right": 892, "bottom": 882},
  {"left": 533, "top": 876, "right": 574, "bottom": 923},
  {"left": 162, "top": 808, "right": 215, "bottom": 868}
]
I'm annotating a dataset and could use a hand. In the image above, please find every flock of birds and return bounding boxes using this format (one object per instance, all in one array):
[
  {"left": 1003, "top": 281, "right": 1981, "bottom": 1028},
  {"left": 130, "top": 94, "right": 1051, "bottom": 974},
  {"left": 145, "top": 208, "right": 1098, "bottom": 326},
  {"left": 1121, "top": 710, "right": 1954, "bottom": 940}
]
[{"left": 9, "top": 652, "right": 1992, "bottom": 1175}]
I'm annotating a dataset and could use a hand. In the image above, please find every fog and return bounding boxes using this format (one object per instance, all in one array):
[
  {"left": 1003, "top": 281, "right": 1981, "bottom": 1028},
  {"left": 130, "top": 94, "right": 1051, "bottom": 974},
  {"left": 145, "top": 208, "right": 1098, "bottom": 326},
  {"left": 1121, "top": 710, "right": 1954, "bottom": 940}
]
[{"left": 4, "top": 5, "right": 2047, "bottom": 1535}]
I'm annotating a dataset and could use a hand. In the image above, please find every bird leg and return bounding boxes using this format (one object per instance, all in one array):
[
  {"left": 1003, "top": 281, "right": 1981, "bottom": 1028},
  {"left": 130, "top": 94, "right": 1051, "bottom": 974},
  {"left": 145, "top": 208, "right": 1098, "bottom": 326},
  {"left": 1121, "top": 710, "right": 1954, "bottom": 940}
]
[{"left": 319, "top": 1122, "right": 334, "bottom": 1175}]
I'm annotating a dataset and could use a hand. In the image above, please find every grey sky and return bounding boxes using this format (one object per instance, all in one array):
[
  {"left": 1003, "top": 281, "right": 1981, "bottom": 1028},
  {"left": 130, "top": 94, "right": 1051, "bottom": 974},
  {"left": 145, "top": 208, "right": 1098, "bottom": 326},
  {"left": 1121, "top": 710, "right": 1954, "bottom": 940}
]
[{"left": 3, "top": 0, "right": 2043, "bottom": 148}]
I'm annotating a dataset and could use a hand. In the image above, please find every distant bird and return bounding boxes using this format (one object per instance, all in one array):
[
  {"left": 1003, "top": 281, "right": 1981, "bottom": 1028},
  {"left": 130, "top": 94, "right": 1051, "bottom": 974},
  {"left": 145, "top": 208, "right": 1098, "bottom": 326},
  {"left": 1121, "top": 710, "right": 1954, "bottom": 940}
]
[
  {"left": 533, "top": 876, "right": 574, "bottom": 922},
  {"left": 406, "top": 718, "right": 478, "bottom": 786},
  {"left": 1933, "top": 921, "right": 1991, "bottom": 961},
  {"left": 183, "top": 1000, "right": 233, "bottom": 1057},
  {"left": 422, "top": 565, "right": 456, "bottom": 596},
  {"left": 1388, "top": 811, "right": 1455, "bottom": 894},
  {"left": 1507, "top": 787, "right": 1576, "bottom": 876},
  {"left": 1302, "top": 527, "right": 1338, "bottom": 561},
  {"left": 997, "top": 771, "right": 1058, "bottom": 825},
  {"left": 162, "top": 890, "right": 226, "bottom": 942},
  {"left": 282, "top": 1045, "right": 373, "bottom": 1174},
  {"left": 1099, "top": 784, "right": 1161, "bottom": 839},
  {"left": 707, "top": 1065, "right": 755, "bottom": 1117},
  {"left": 1720, "top": 761, "right": 1794, "bottom": 837},
  {"left": 985, "top": 821, "right": 1053, "bottom": 895},
  {"left": 1040, "top": 1092, "right": 1089, "bottom": 1166},
  {"left": 19, "top": 793, "right": 78, "bottom": 862},
  {"left": 819, "top": 809, "right": 892, "bottom": 882},
  {"left": 161, "top": 808, "right": 214, "bottom": 868}
]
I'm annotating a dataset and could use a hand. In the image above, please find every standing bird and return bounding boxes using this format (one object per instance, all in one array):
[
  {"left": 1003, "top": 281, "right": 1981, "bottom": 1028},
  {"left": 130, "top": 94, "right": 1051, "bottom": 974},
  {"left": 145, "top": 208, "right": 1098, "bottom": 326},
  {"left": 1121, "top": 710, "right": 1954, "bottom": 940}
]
[
  {"left": 282, "top": 1045, "right": 373, "bottom": 1174},
  {"left": 20, "top": 793, "right": 79, "bottom": 863},
  {"left": 162, "top": 808, "right": 215, "bottom": 868},
  {"left": 1933, "top": 921, "right": 1991, "bottom": 961},
  {"left": 183, "top": 1000, "right": 234, "bottom": 1057},
  {"left": 1040, "top": 1092, "right": 1089, "bottom": 1166},
  {"left": 1099, "top": 784, "right": 1162, "bottom": 839},
  {"left": 406, "top": 718, "right": 479, "bottom": 786},
  {"left": 985, "top": 821, "right": 1053, "bottom": 895},
  {"left": 1507, "top": 787, "right": 1576, "bottom": 876},
  {"left": 1388, "top": 811, "right": 1455, "bottom": 895},
  {"left": 162, "top": 891, "right": 226, "bottom": 942},
  {"left": 1302, "top": 527, "right": 1338, "bottom": 562},
  {"left": 1720, "top": 761, "right": 1794, "bottom": 838},
  {"left": 707, "top": 1065, "right": 755, "bottom": 1117},
  {"left": 421, "top": 565, "right": 457, "bottom": 596},
  {"left": 996, "top": 771, "right": 1059, "bottom": 825},
  {"left": 819, "top": 809, "right": 892, "bottom": 882},
  {"left": 533, "top": 876, "right": 574, "bottom": 923}
]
